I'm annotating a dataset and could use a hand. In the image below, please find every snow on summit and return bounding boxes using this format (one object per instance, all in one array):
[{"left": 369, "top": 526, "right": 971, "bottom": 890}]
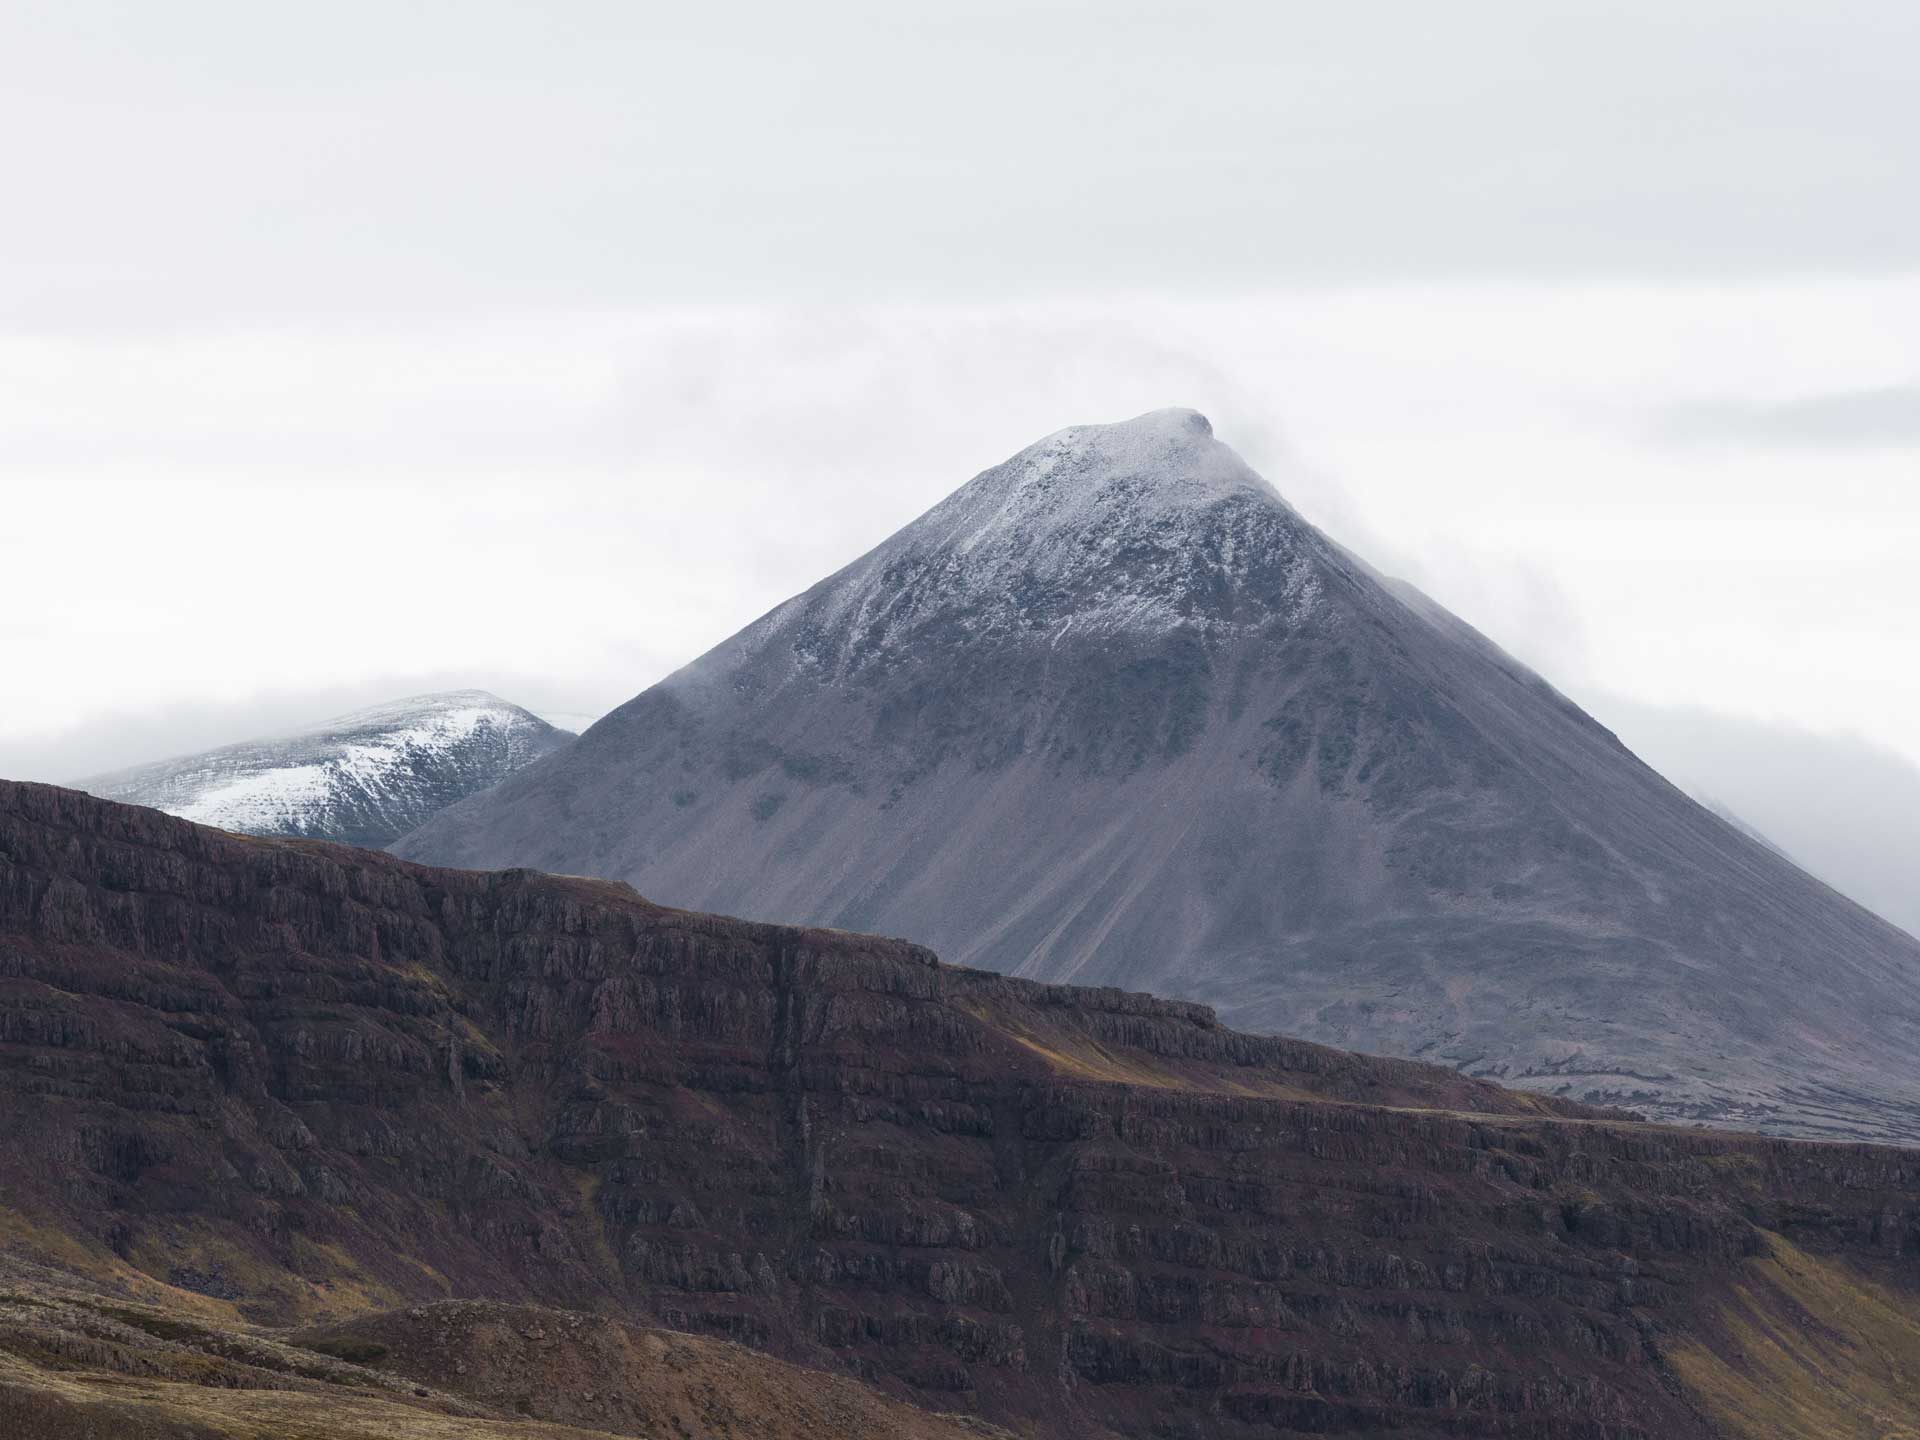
[
  {"left": 905, "top": 407, "right": 1285, "bottom": 570},
  {"left": 82, "top": 690, "right": 572, "bottom": 848},
  {"left": 730, "top": 407, "right": 1324, "bottom": 676}
]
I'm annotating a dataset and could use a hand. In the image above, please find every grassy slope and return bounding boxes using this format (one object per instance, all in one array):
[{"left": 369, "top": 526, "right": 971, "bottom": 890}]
[
  {"left": 0, "top": 1257, "right": 1015, "bottom": 1440},
  {"left": 1670, "top": 1235, "right": 1920, "bottom": 1439}
]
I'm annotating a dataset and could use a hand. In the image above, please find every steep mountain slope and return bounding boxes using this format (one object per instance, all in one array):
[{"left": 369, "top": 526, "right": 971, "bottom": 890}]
[
  {"left": 395, "top": 409, "right": 1920, "bottom": 1142},
  {"left": 86, "top": 690, "right": 570, "bottom": 847},
  {"left": 4, "top": 782, "right": 1920, "bottom": 1440}
]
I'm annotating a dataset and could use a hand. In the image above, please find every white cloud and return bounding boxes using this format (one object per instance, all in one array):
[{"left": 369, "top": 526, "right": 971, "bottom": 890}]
[
  {"left": 1600, "top": 699, "right": 1920, "bottom": 942},
  {"left": 6, "top": 2, "right": 1920, "bottom": 330},
  {"left": 1647, "top": 384, "right": 1920, "bottom": 448},
  {"left": 4, "top": 280, "right": 1919, "bottom": 783}
]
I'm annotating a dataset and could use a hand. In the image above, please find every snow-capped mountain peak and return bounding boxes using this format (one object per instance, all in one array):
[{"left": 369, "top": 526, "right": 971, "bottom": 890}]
[
  {"left": 933, "top": 408, "right": 1278, "bottom": 554},
  {"left": 733, "top": 408, "right": 1321, "bottom": 680},
  {"left": 82, "top": 690, "right": 572, "bottom": 847}
]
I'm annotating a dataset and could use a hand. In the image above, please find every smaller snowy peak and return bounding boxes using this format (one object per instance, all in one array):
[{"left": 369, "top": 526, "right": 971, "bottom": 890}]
[
  {"left": 308, "top": 690, "right": 551, "bottom": 754},
  {"left": 83, "top": 690, "right": 571, "bottom": 848},
  {"left": 318, "top": 689, "right": 524, "bottom": 733}
]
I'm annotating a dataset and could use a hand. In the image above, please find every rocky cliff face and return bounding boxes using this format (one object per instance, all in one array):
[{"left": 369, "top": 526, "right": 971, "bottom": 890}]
[
  {"left": 391, "top": 409, "right": 1920, "bottom": 1143},
  {"left": 83, "top": 689, "right": 570, "bottom": 847},
  {"left": 5, "top": 781, "right": 1920, "bottom": 1439}
]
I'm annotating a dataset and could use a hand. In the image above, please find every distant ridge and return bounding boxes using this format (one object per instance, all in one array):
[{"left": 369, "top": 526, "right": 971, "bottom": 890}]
[
  {"left": 86, "top": 689, "right": 570, "bottom": 847},
  {"left": 396, "top": 409, "right": 1920, "bottom": 1142}
]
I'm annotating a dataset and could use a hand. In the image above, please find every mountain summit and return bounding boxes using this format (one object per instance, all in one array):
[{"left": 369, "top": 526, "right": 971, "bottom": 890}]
[
  {"left": 87, "top": 689, "right": 570, "bottom": 847},
  {"left": 758, "top": 408, "right": 1312, "bottom": 662},
  {"left": 396, "top": 411, "right": 1920, "bottom": 1142}
]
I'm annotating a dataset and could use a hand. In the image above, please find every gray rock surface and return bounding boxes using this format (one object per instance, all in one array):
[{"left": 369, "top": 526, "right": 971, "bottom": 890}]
[
  {"left": 395, "top": 409, "right": 1920, "bottom": 1141},
  {"left": 86, "top": 689, "right": 569, "bottom": 847}
]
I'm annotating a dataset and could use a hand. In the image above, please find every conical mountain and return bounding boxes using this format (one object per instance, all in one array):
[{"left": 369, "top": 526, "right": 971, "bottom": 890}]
[{"left": 396, "top": 409, "right": 1920, "bottom": 1141}]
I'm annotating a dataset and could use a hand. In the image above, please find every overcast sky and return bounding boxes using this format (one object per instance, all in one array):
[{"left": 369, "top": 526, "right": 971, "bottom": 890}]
[{"left": 4, "top": 1, "right": 1917, "bottom": 896}]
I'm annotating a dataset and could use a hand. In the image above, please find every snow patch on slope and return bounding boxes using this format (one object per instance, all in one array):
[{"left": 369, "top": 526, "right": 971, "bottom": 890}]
[{"left": 170, "top": 763, "right": 335, "bottom": 833}]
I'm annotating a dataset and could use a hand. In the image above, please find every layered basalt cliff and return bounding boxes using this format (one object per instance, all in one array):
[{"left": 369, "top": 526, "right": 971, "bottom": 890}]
[{"left": 3, "top": 780, "right": 1918, "bottom": 1439}]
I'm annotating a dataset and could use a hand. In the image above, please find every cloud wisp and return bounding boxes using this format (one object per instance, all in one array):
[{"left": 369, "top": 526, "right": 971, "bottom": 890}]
[
  {"left": 1599, "top": 697, "right": 1920, "bottom": 942},
  {"left": 1647, "top": 383, "right": 1920, "bottom": 449}
]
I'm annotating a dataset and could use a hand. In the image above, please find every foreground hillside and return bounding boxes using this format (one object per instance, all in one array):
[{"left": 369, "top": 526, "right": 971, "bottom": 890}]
[
  {"left": 393, "top": 409, "right": 1920, "bottom": 1143},
  {"left": 85, "top": 690, "right": 570, "bottom": 846},
  {"left": 0, "top": 1273, "right": 1007, "bottom": 1440},
  {"left": 4, "top": 781, "right": 1920, "bottom": 1438}
]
